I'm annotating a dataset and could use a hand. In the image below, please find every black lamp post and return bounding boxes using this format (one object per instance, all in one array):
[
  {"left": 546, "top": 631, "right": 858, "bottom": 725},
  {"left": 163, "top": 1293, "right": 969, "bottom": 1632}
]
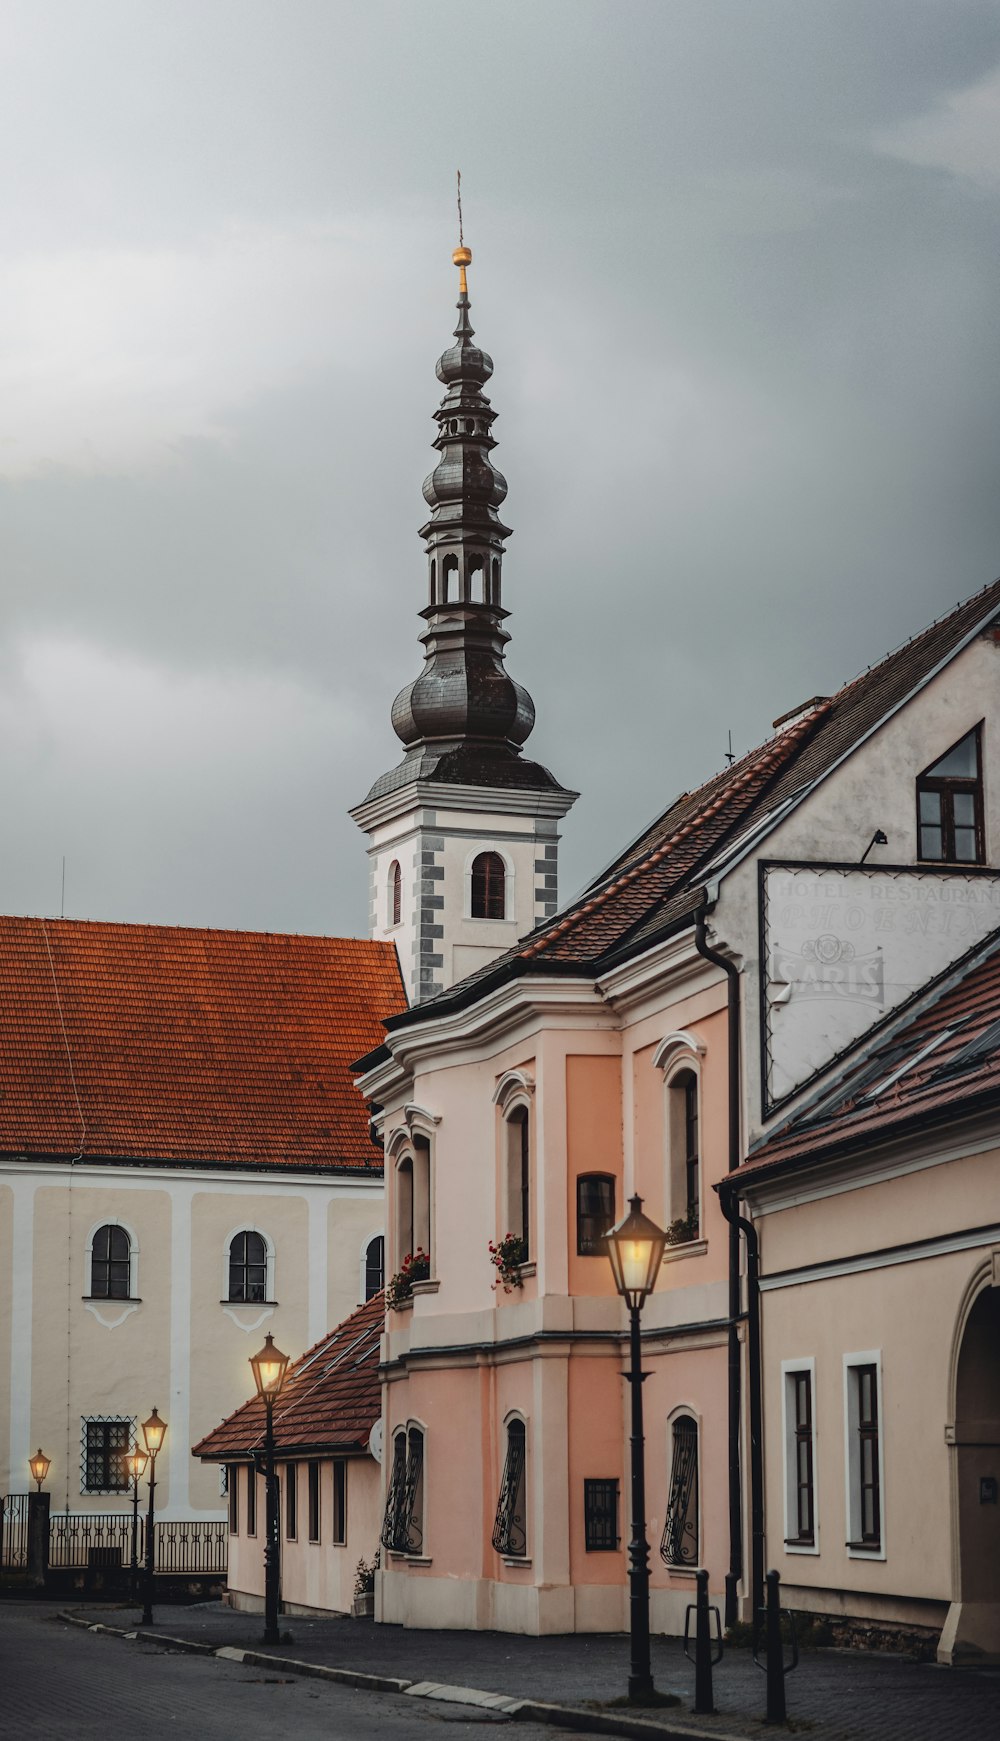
[
  {"left": 249, "top": 1333, "right": 290, "bottom": 1646},
  {"left": 606, "top": 1194, "right": 667, "bottom": 1702},
  {"left": 127, "top": 1447, "right": 149, "bottom": 1604},
  {"left": 139, "top": 1407, "right": 167, "bottom": 1625}
]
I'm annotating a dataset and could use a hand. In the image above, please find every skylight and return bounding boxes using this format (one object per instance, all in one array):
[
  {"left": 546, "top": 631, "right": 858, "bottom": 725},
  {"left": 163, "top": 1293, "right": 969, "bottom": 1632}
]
[
  {"left": 934, "top": 1016, "right": 1000, "bottom": 1079},
  {"left": 861, "top": 1029, "right": 957, "bottom": 1102}
]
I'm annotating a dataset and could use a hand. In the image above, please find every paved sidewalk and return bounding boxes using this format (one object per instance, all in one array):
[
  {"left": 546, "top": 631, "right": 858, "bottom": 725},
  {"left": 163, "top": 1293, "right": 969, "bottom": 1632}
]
[{"left": 75, "top": 1601, "right": 1000, "bottom": 1741}]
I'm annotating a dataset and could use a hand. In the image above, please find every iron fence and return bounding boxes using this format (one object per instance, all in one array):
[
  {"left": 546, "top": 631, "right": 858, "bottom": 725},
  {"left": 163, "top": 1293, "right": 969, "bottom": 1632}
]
[
  {"left": 1, "top": 1493, "right": 30, "bottom": 1570},
  {"left": 154, "top": 1519, "right": 227, "bottom": 1574}
]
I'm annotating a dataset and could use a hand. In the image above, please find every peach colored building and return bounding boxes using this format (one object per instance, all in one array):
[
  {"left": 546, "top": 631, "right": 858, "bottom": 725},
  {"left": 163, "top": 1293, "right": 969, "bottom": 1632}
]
[
  {"left": 354, "top": 573, "right": 1000, "bottom": 1638},
  {"left": 195, "top": 1295, "right": 384, "bottom": 1618}
]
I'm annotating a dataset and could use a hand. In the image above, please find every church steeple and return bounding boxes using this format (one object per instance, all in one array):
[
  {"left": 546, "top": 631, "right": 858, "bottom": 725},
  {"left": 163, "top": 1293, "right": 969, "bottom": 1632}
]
[{"left": 352, "top": 240, "right": 577, "bottom": 1005}]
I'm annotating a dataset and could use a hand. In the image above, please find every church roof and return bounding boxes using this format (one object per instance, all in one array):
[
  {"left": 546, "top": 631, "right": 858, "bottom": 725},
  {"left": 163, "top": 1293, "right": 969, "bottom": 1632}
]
[
  {"left": 379, "top": 574, "right": 1000, "bottom": 1033},
  {"left": 193, "top": 1291, "right": 383, "bottom": 1461},
  {"left": 0, "top": 916, "right": 404, "bottom": 1168}
]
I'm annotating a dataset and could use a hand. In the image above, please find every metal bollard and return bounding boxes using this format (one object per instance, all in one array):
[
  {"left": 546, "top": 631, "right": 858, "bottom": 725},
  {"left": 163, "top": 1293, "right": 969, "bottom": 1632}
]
[
  {"left": 682, "top": 1568, "right": 724, "bottom": 1714},
  {"left": 752, "top": 1568, "right": 799, "bottom": 1724}
]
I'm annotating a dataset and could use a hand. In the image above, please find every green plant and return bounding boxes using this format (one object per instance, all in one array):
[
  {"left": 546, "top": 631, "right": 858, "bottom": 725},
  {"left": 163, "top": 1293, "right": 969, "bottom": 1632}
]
[
  {"left": 385, "top": 1248, "right": 430, "bottom": 1309},
  {"left": 489, "top": 1233, "right": 527, "bottom": 1293},
  {"left": 665, "top": 1205, "right": 699, "bottom": 1246},
  {"left": 354, "top": 1550, "right": 379, "bottom": 1597}
]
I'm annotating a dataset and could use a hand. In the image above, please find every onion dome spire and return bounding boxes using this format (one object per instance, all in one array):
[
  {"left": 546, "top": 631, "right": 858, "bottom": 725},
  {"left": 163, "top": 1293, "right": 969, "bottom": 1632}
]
[{"left": 359, "top": 242, "right": 567, "bottom": 801}]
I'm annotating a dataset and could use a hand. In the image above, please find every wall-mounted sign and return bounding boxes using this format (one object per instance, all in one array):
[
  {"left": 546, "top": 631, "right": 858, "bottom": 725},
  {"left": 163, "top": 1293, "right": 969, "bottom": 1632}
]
[{"left": 761, "top": 864, "right": 1000, "bottom": 1109}]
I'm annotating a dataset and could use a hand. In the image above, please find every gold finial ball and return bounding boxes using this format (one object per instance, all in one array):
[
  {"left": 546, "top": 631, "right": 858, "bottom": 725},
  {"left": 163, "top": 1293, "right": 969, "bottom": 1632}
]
[{"left": 453, "top": 246, "right": 472, "bottom": 268}]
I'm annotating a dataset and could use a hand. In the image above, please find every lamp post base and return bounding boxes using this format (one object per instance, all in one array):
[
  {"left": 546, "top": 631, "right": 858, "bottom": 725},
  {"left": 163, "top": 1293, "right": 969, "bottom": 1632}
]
[{"left": 628, "top": 1673, "right": 656, "bottom": 1702}]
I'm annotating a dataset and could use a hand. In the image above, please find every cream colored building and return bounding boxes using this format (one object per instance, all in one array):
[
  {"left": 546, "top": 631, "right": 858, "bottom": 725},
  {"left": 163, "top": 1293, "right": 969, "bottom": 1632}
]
[{"left": 0, "top": 917, "right": 402, "bottom": 1524}]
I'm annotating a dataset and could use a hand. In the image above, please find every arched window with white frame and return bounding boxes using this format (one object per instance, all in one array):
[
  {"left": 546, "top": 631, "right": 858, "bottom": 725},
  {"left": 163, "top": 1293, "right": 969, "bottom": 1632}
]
[
  {"left": 89, "top": 1223, "right": 134, "bottom": 1300},
  {"left": 471, "top": 851, "right": 507, "bottom": 920},
  {"left": 654, "top": 1034, "right": 705, "bottom": 1244},
  {"left": 363, "top": 1234, "right": 384, "bottom": 1301},
  {"left": 660, "top": 1411, "right": 699, "bottom": 1568},
  {"left": 228, "top": 1230, "right": 272, "bottom": 1303},
  {"left": 388, "top": 860, "right": 402, "bottom": 928}
]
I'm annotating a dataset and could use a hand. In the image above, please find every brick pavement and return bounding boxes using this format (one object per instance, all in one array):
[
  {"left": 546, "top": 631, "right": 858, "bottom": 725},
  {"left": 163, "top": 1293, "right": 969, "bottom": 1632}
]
[{"left": 78, "top": 1599, "right": 1000, "bottom": 1740}]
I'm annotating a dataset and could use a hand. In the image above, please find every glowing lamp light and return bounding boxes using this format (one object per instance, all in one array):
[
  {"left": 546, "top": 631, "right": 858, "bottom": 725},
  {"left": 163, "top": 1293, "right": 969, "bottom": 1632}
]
[
  {"left": 28, "top": 1448, "right": 51, "bottom": 1491},
  {"left": 127, "top": 1448, "right": 149, "bottom": 1484},
  {"left": 250, "top": 1333, "right": 290, "bottom": 1402},
  {"left": 141, "top": 1407, "right": 168, "bottom": 1457},
  {"left": 606, "top": 1195, "right": 667, "bottom": 1312}
]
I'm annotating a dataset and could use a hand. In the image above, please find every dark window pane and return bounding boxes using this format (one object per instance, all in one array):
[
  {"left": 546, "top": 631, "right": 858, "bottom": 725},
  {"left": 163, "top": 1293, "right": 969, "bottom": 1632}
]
[
  {"left": 333, "top": 1461, "right": 347, "bottom": 1544},
  {"left": 919, "top": 824, "right": 943, "bottom": 859},
  {"left": 230, "top": 1230, "right": 268, "bottom": 1302},
  {"left": 584, "top": 1478, "right": 619, "bottom": 1550},
  {"left": 926, "top": 730, "right": 978, "bottom": 779},
  {"left": 308, "top": 1462, "right": 320, "bottom": 1541},
  {"left": 918, "top": 790, "right": 941, "bottom": 823},
  {"left": 955, "top": 829, "right": 978, "bottom": 862},
  {"left": 577, "top": 1174, "right": 616, "bottom": 1256},
  {"left": 365, "top": 1236, "right": 384, "bottom": 1300},
  {"left": 953, "top": 792, "right": 976, "bottom": 826}
]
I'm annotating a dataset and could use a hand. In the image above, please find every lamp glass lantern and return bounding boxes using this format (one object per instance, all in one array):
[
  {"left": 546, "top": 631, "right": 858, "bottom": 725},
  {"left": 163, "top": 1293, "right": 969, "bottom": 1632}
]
[
  {"left": 28, "top": 1448, "right": 51, "bottom": 1491},
  {"left": 141, "top": 1407, "right": 167, "bottom": 1458},
  {"left": 250, "top": 1333, "right": 290, "bottom": 1402},
  {"left": 127, "top": 1448, "right": 149, "bottom": 1484},
  {"left": 606, "top": 1195, "right": 667, "bottom": 1311}
]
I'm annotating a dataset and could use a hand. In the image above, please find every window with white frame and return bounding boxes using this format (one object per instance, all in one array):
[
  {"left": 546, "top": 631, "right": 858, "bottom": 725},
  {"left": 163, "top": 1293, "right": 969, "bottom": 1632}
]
[
  {"left": 388, "top": 860, "right": 402, "bottom": 928},
  {"left": 82, "top": 1416, "right": 133, "bottom": 1493},
  {"left": 665, "top": 1066, "right": 701, "bottom": 1241},
  {"left": 228, "top": 1230, "right": 272, "bottom": 1303},
  {"left": 782, "top": 1361, "right": 818, "bottom": 1551},
  {"left": 88, "top": 1223, "right": 134, "bottom": 1299},
  {"left": 364, "top": 1234, "right": 385, "bottom": 1300},
  {"left": 503, "top": 1106, "right": 531, "bottom": 1259},
  {"left": 381, "top": 1425, "right": 424, "bottom": 1554},
  {"left": 394, "top": 1138, "right": 430, "bottom": 1271},
  {"left": 471, "top": 851, "right": 507, "bottom": 920},
  {"left": 844, "top": 1353, "right": 884, "bottom": 1555}
]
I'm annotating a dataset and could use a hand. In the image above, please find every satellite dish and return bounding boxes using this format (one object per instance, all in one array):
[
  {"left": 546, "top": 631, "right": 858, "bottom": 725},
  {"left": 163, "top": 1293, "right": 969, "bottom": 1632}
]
[{"left": 368, "top": 1420, "right": 383, "bottom": 1464}]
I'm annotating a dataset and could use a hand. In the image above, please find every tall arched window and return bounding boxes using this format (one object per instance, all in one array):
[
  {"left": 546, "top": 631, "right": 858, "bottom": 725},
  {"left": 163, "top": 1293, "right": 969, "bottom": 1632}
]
[
  {"left": 90, "top": 1224, "right": 131, "bottom": 1299},
  {"left": 661, "top": 1415, "right": 699, "bottom": 1567},
  {"left": 471, "top": 851, "right": 506, "bottom": 920},
  {"left": 389, "top": 860, "right": 402, "bottom": 927},
  {"left": 666, "top": 1066, "right": 701, "bottom": 1240},
  {"left": 504, "top": 1107, "right": 530, "bottom": 1259},
  {"left": 229, "top": 1231, "right": 268, "bottom": 1303},
  {"left": 492, "top": 1417, "right": 527, "bottom": 1557},
  {"left": 364, "top": 1235, "right": 384, "bottom": 1301},
  {"left": 382, "top": 1425, "right": 424, "bottom": 1553}
]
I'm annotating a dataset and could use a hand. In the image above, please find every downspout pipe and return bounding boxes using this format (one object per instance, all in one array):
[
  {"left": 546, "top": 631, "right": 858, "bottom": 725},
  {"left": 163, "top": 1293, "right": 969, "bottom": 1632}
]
[
  {"left": 720, "top": 1196, "right": 764, "bottom": 1645},
  {"left": 693, "top": 905, "right": 742, "bottom": 1628}
]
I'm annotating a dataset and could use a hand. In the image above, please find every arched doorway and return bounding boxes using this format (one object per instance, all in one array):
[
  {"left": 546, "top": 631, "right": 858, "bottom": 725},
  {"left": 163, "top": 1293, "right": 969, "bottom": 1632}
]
[{"left": 939, "top": 1284, "right": 1000, "bottom": 1663}]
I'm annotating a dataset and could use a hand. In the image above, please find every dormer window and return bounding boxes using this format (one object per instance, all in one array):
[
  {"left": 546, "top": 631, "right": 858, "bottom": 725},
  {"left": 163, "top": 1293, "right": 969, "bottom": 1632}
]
[{"left": 917, "top": 726, "right": 984, "bottom": 864}]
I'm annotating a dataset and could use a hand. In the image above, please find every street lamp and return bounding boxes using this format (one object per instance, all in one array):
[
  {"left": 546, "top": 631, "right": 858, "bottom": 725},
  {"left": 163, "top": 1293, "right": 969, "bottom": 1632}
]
[
  {"left": 126, "top": 1448, "right": 149, "bottom": 1603},
  {"left": 606, "top": 1195, "right": 667, "bottom": 1702},
  {"left": 249, "top": 1333, "right": 290, "bottom": 1646},
  {"left": 28, "top": 1449, "right": 51, "bottom": 1492},
  {"left": 139, "top": 1408, "right": 167, "bottom": 1626}
]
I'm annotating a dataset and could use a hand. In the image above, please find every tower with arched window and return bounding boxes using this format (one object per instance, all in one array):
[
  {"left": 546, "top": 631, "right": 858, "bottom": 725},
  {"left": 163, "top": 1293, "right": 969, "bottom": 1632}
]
[{"left": 351, "top": 242, "right": 577, "bottom": 1005}]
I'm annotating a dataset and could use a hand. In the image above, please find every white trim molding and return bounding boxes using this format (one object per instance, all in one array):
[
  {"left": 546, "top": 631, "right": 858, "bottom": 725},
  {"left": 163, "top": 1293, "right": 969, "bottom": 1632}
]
[
  {"left": 652, "top": 1031, "right": 706, "bottom": 1072},
  {"left": 492, "top": 1069, "right": 536, "bottom": 1110},
  {"left": 84, "top": 1215, "right": 140, "bottom": 1304},
  {"left": 221, "top": 1223, "right": 276, "bottom": 1307}
]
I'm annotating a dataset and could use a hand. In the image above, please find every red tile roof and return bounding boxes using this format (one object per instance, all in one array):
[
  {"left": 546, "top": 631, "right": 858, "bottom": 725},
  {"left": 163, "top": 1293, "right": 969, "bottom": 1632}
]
[
  {"left": 385, "top": 577, "right": 1000, "bottom": 1032},
  {"left": 0, "top": 917, "right": 404, "bottom": 1167},
  {"left": 739, "top": 931, "right": 1000, "bottom": 1180},
  {"left": 193, "top": 1292, "right": 384, "bottom": 1460}
]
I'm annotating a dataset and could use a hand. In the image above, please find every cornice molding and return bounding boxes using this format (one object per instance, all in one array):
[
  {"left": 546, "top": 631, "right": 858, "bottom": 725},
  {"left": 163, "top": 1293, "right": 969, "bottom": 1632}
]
[{"left": 350, "top": 778, "right": 579, "bottom": 832}]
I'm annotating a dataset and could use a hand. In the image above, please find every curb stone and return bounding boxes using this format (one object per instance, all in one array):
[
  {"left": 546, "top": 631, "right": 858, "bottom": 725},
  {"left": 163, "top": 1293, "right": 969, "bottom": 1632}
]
[{"left": 55, "top": 1610, "right": 752, "bottom": 1741}]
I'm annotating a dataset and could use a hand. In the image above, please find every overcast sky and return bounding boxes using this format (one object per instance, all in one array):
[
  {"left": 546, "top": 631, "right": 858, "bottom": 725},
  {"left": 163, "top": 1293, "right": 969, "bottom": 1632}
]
[{"left": 3, "top": 0, "right": 1000, "bottom": 936}]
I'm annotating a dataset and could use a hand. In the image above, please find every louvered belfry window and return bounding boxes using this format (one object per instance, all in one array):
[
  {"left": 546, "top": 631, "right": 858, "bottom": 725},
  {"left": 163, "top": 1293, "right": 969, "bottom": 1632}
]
[
  {"left": 661, "top": 1416, "right": 699, "bottom": 1567},
  {"left": 492, "top": 1419, "right": 527, "bottom": 1557},
  {"left": 471, "top": 852, "right": 506, "bottom": 920}
]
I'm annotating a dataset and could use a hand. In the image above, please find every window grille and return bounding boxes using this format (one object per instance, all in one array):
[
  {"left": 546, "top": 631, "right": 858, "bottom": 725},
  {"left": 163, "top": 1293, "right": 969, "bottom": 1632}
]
[
  {"left": 82, "top": 1417, "right": 133, "bottom": 1493},
  {"left": 333, "top": 1460, "right": 347, "bottom": 1545},
  {"left": 660, "top": 1417, "right": 699, "bottom": 1566},
  {"left": 917, "top": 725, "right": 984, "bottom": 863},
  {"left": 576, "top": 1174, "right": 616, "bottom": 1256},
  {"left": 229, "top": 1231, "right": 267, "bottom": 1303},
  {"left": 381, "top": 1428, "right": 423, "bottom": 1553},
  {"left": 492, "top": 1420, "right": 527, "bottom": 1557},
  {"left": 365, "top": 1236, "right": 385, "bottom": 1301},
  {"left": 90, "top": 1224, "right": 131, "bottom": 1299},
  {"left": 583, "top": 1478, "right": 619, "bottom": 1551},
  {"left": 471, "top": 852, "right": 506, "bottom": 920}
]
